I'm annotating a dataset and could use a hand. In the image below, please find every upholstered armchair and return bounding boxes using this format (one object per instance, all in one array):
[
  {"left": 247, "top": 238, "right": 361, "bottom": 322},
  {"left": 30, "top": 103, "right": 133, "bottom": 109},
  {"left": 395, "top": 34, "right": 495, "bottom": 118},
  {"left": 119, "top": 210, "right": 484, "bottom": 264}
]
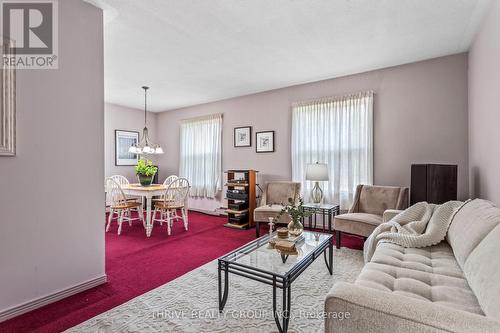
[
  {"left": 333, "top": 184, "right": 408, "bottom": 248},
  {"left": 253, "top": 182, "right": 301, "bottom": 237}
]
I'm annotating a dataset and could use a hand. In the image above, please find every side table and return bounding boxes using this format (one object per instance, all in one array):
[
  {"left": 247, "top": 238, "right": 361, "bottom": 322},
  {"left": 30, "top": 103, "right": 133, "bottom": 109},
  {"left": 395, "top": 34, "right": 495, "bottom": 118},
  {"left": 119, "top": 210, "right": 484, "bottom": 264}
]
[{"left": 302, "top": 203, "right": 340, "bottom": 233}]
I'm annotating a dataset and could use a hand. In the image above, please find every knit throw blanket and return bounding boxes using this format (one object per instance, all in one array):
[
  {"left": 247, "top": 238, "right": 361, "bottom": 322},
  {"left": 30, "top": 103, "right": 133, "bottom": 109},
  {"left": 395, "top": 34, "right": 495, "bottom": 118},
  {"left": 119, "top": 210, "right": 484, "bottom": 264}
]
[{"left": 363, "top": 200, "right": 466, "bottom": 263}]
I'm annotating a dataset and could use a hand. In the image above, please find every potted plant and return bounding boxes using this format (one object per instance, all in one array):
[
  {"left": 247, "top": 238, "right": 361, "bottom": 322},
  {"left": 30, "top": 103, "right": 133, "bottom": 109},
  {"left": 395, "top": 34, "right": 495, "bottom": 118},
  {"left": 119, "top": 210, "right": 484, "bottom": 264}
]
[
  {"left": 135, "top": 159, "right": 158, "bottom": 186},
  {"left": 274, "top": 197, "right": 312, "bottom": 236}
]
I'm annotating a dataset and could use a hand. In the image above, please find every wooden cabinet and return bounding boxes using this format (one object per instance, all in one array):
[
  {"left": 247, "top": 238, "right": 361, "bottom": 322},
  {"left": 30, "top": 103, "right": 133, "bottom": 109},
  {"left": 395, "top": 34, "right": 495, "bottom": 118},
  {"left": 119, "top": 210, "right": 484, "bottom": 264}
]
[
  {"left": 410, "top": 164, "right": 457, "bottom": 205},
  {"left": 224, "top": 170, "right": 258, "bottom": 229}
]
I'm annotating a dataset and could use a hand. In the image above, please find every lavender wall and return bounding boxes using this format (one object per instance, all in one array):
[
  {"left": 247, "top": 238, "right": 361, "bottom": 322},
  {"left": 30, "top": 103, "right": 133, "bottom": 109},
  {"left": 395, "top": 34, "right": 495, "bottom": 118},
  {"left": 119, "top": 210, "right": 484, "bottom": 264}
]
[
  {"left": 468, "top": 0, "right": 500, "bottom": 205},
  {"left": 156, "top": 54, "right": 469, "bottom": 211},
  {"left": 0, "top": 0, "right": 104, "bottom": 316},
  {"left": 105, "top": 103, "right": 158, "bottom": 182}
]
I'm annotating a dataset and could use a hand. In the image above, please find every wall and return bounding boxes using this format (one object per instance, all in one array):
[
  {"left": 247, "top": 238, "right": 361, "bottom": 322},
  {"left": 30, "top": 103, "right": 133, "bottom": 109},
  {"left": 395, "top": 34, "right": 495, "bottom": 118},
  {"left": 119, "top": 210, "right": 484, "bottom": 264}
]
[
  {"left": 156, "top": 54, "right": 469, "bottom": 211},
  {"left": 468, "top": 0, "right": 500, "bottom": 205},
  {"left": 0, "top": 0, "right": 105, "bottom": 317},
  {"left": 105, "top": 103, "right": 158, "bottom": 182}
]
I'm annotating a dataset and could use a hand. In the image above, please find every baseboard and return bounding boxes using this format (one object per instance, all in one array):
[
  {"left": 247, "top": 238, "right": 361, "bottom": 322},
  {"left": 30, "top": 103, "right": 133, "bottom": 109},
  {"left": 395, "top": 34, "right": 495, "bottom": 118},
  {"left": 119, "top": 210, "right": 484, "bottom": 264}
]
[
  {"left": 188, "top": 207, "right": 225, "bottom": 216},
  {"left": 0, "top": 274, "right": 107, "bottom": 323}
]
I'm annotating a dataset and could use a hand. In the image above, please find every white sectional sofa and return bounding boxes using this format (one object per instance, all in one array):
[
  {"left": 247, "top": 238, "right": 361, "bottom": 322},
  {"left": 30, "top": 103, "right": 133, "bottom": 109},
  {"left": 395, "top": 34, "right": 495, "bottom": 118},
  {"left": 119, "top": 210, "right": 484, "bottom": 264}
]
[{"left": 325, "top": 199, "right": 500, "bottom": 332}]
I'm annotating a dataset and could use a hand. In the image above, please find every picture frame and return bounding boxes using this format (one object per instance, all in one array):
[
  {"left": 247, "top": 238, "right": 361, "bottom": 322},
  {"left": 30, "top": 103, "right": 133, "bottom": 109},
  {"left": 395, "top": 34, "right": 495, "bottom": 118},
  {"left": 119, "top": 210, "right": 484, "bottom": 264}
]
[
  {"left": 234, "top": 126, "right": 252, "bottom": 147},
  {"left": 115, "top": 130, "right": 140, "bottom": 166},
  {"left": 256, "top": 130, "right": 275, "bottom": 153}
]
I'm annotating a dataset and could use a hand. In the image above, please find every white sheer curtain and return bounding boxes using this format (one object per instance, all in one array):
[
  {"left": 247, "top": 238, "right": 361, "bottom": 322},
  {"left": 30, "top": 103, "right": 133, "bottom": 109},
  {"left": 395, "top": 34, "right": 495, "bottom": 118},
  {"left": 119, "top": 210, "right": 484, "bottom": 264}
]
[
  {"left": 179, "top": 114, "right": 222, "bottom": 198},
  {"left": 291, "top": 91, "right": 373, "bottom": 209}
]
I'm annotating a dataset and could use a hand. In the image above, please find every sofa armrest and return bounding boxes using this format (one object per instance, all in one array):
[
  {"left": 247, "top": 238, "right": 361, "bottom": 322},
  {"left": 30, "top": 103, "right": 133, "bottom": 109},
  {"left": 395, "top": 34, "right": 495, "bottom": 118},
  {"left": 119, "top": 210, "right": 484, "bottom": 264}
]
[
  {"left": 325, "top": 282, "right": 500, "bottom": 333},
  {"left": 382, "top": 209, "right": 403, "bottom": 222}
]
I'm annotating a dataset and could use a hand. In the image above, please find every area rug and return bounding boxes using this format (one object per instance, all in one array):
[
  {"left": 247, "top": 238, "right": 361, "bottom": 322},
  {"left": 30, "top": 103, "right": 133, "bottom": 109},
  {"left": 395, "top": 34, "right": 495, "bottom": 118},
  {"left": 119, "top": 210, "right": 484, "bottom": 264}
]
[{"left": 66, "top": 247, "right": 364, "bottom": 333}]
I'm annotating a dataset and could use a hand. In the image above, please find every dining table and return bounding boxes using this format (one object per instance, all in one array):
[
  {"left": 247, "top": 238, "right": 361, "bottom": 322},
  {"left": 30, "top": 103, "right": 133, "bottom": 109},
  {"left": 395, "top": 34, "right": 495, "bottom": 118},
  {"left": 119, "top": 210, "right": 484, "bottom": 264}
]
[{"left": 121, "top": 183, "right": 167, "bottom": 237}]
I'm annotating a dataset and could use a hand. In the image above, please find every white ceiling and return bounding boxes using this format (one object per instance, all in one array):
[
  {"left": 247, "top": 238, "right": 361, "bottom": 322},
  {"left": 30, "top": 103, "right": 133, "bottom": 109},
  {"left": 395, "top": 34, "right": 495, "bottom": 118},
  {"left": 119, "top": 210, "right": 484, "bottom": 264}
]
[{"left": 88, "top": 0, "right": 492, "bottom": 112}]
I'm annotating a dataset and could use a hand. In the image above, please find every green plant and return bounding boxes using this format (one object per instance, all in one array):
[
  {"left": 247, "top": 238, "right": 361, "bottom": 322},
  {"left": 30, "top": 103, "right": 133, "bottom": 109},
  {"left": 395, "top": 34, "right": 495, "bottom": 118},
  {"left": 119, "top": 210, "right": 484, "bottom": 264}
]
[
  {"left": 135, "top": 159, "right": 158, "bottom": 177},
  {"left": 274, "top": 197, "right": 312, "bottom": 223}
]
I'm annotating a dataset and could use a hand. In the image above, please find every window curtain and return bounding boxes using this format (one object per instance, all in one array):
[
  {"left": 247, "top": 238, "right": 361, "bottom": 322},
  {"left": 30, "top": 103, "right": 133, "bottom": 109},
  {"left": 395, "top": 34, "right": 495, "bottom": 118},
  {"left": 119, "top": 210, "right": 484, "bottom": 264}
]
[
  {"left": 179, "top": 114, "right": 222, "bottom": 198},
  {"left": 291, "top": 91, "right": 373, "bottom": 209}
]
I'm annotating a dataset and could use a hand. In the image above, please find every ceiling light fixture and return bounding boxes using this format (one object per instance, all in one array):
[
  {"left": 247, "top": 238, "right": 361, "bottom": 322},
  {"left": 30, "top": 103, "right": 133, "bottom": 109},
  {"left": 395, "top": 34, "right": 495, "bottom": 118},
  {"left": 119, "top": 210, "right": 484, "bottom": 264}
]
[{"left": 128, "top": 86, "right": 164, "bottom": 155}]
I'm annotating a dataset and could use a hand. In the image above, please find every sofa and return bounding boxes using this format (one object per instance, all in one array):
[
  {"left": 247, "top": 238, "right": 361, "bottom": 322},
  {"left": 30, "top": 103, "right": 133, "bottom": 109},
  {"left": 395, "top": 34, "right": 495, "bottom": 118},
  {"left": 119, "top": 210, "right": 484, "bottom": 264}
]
[
  {"left": 325, "top": 198, "right": 500, "bottom": 332},
  {"left": 334, "top": 184, "right": 408, "bottom": 248}
]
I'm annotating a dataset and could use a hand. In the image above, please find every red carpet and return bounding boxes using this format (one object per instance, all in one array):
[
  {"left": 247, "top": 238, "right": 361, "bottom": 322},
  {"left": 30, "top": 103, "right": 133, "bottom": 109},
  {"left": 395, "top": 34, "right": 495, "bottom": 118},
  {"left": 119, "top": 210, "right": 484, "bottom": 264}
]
[{"left": 0, "top": 212, "right": 363, "bottom": 333}]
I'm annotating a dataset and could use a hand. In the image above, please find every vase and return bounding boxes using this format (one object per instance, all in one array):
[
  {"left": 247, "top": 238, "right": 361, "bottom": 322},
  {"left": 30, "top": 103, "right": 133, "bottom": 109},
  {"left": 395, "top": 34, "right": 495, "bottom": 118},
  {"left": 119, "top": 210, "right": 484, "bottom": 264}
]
[
  {"left": 137, "top": 174, "right": 153, "bottom": 186},
  {"left": 287, "top": 218, "right": 304, "bottom": 236}
]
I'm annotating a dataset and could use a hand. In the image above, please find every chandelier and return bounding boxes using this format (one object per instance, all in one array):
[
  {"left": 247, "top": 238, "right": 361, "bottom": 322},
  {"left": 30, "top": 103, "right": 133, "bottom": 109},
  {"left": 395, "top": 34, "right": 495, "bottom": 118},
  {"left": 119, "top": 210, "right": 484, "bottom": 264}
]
[{"left": 128, "top": 86, "right": 164, "bottom": 155}]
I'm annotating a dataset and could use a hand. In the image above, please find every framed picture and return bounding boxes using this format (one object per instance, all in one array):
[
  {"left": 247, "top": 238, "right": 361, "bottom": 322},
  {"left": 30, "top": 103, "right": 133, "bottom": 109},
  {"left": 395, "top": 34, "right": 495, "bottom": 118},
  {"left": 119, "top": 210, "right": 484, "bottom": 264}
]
[
  {"left": 234, "top": 126, "right": 252, "bottom": 147},
  {"left": 256, "top": 131, "right": 275, "bottom": 153},
  {"left": 115, "top": 130, "right": 139, "bottom": 166}
]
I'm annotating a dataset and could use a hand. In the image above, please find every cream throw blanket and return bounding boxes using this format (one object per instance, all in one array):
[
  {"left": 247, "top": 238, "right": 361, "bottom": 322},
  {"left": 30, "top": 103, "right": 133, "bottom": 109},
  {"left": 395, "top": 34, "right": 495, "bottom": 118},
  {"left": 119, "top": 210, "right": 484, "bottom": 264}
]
[{"left": 364, "top": 200, "right": 466, "bottom": 262}]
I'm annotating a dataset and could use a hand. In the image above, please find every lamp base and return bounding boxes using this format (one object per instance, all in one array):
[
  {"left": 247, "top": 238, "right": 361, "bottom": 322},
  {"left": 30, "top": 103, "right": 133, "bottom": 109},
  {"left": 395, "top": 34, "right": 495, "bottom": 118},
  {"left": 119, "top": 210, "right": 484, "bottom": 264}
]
[{"left": 311, "top": 181, "right": 323, "bottom": 205}]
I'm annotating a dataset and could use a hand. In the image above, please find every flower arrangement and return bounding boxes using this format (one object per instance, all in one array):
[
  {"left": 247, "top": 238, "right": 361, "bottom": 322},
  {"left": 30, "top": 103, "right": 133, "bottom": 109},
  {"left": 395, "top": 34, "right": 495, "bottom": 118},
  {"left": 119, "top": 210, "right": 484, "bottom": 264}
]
[{"left": 274, "top": 197, "right": 312, "bottom": 236}]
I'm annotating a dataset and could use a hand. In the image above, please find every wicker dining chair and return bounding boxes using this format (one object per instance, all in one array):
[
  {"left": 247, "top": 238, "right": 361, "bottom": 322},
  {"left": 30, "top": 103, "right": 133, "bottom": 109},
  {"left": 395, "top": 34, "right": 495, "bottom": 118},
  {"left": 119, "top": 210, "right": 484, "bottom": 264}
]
[
  {"left": 152, "top": 177, "right": 190, "bottom": 235},
  {"left": 105, "top": 177, "right": 144, "bottom": 235}
]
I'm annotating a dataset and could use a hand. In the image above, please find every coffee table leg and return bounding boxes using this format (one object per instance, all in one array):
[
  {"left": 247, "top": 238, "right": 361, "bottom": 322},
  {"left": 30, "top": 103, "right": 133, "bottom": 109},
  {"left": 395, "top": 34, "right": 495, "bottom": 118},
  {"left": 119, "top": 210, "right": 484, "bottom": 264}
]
[
  {"left": 273, "top": 277, "right": 291, "bottom": 333},
  {"left": 323, "top": 241, "right": 333, "bottom": 275},
  {"left": 218, "top": 261, "right": 229, "bottom": 312}
]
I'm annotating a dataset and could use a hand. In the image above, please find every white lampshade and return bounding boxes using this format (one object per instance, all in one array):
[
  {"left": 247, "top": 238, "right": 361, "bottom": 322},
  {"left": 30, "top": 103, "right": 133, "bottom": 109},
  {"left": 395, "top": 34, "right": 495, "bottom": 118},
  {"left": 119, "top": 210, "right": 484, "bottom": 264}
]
[
  {"left": 142, "top": 145, "right": 153, "bottom": 154},
  {"left": 154, "top": 146, "right": 164, "bottom": 154},
  {"left": 306, "top": 163, "right": 329, "bottom": 181},
  {"left": 128, "top": 145, "right": 137, "bottom": 154}
]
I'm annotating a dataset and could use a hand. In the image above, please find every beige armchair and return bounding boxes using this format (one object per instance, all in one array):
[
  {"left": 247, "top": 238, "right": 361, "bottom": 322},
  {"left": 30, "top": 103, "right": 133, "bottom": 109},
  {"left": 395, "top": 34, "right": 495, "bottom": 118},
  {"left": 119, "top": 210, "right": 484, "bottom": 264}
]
[
  {"left": 333, "top": 184, "right": 408, "bottom": 248},
  {"left": 253, "top": 181, "right": 301, "bottom": 237}
]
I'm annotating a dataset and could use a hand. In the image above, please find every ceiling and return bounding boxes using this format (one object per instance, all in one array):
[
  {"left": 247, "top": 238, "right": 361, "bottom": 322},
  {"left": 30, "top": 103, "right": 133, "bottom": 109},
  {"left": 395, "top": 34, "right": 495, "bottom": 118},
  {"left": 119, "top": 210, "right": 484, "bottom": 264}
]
[{"left": 87, "top": 0, "right": 492, "bottom": 112}]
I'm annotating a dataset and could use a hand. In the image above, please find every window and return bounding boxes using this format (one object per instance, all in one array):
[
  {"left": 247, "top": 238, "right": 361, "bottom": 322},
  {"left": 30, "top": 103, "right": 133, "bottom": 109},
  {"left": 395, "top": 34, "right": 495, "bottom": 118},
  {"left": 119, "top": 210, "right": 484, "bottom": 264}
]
[
  {"left": 291, "top": 92, "right": 373, "bottom": 208},
  {"left": 179, "top": 114, "right": 222, "bottom": 198}
]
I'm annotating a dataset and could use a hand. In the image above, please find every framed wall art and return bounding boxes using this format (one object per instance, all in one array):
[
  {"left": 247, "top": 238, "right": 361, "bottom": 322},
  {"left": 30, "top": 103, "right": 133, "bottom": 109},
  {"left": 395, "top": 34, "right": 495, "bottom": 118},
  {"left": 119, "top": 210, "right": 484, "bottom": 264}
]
[
  {"left": 115, "top": 130, "right": 140, "bottom": 166},
  {"left": 256, "top": 130, "right": 275, "bottom": 153},
  {"left": 234, "top": 126, "right": 252, "bottom": 147}
]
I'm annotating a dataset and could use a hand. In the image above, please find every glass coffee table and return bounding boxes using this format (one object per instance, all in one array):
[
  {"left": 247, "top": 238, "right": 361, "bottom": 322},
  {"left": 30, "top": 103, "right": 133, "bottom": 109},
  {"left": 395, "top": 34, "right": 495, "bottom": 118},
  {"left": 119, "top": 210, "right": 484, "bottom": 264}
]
[{"left": 218, "top": 231, "right": 333, "bottom": 333}]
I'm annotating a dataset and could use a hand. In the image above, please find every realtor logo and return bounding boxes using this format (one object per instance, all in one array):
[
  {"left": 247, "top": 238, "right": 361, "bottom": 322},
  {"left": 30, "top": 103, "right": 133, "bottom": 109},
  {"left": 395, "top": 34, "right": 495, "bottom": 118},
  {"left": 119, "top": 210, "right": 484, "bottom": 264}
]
[{"left": 1, "top": 0, "right": 58, "bottom": 69}]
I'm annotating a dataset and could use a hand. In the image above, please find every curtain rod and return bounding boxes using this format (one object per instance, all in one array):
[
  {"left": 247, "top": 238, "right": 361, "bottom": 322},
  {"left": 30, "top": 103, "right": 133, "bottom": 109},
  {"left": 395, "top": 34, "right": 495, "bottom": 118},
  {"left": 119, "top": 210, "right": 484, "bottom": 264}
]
[
  {"left": 181, "top": 113, "right": 223, "bottom": 123},
  {"left": 291, "top": 90, "right": 374, "bottom": 107}
]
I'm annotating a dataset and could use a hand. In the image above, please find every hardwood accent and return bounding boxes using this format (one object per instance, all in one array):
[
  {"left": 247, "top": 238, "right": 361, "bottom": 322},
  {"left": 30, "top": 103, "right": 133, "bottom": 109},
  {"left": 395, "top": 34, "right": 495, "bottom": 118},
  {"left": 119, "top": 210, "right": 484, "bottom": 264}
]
[
  {"left": 224, "top": 169, "right": 258, "bottom": 229},
  {"left": 410, "top": 164, "right": 458, "bottom": 205}
]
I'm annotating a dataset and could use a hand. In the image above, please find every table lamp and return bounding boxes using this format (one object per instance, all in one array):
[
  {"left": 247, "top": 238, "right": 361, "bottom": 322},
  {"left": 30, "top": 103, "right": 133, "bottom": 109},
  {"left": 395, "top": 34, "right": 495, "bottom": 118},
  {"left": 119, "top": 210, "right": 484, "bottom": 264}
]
[{"left": 306, "top": 162, "right": 329, "bottom": 204}]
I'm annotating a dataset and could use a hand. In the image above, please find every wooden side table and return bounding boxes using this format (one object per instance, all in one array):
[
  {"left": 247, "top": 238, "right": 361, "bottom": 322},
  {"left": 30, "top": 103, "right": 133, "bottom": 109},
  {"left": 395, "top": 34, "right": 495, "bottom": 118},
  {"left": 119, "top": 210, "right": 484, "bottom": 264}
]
[{"left": 302, "top": 203, "right": 340, "bottom": 233}]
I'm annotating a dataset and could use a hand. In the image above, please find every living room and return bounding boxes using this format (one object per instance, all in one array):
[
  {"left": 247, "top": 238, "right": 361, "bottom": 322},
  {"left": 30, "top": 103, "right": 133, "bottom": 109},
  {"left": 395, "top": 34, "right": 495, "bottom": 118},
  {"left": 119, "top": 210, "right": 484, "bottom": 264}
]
[{"left": 0, "top": 0, "right": 499, "bottom": 332}]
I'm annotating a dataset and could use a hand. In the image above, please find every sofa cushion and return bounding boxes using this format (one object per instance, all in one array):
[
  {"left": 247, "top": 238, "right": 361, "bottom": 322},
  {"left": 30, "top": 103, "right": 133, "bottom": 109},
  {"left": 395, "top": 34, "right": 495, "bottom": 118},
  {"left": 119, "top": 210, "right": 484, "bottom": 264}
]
[
  {"left": 447, "top": 199, "right": 500, "bottom": 269},
  {"left": 334, "top": 213, "right": 383, "bottom": 237},
  {"left": 355, "top": 262, "right": 483, "bottom": 315},
  {"left": 370, "top": 242, "right": 464, "bottom": 279},
  {"left": 254, "top": 204, "right": 291, "bottom": 224},
  {"left": 464, "top": 224, "right": 500, "bottom": 320}
]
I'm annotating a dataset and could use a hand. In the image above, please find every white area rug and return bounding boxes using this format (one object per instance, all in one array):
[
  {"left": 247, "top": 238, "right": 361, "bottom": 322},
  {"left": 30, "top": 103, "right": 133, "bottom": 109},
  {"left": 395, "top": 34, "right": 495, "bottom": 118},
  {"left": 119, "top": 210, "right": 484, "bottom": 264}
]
[{"left": 67, "top": 248, "right": 364, "bottom": 333}]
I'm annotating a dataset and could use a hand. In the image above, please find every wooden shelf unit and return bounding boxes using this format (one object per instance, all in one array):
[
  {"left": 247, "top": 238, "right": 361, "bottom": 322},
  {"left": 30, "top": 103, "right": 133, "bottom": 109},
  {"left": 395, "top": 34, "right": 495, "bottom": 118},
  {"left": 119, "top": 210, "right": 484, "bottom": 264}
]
[{"left": 224, "top": 169, "right": 258, "bottom": 230}]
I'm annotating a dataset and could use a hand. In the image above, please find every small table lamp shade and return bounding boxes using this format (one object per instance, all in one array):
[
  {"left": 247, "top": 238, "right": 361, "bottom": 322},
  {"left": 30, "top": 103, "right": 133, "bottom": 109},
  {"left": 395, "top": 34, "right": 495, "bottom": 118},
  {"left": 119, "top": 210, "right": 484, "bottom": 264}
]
[
  {"left": 306, "top": 163, "right": 329, "bottom": 181},
  {"left": 306, "top": 162, "right": 328, "bottom": 204}
]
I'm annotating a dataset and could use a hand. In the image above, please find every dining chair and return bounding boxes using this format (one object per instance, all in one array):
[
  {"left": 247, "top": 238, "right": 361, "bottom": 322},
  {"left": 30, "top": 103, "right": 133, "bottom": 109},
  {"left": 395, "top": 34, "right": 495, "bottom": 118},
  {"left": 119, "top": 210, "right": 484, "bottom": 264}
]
[
  {"left": 152, "top": 177, "right": 190, "bottom": 235},
  {"left": 110, "top": 175, "right": 140, "bottom": 202},
  {"left": 152, "top": 175, "right": 179, "bottom": 222},
  {"left": 105, "top": 177, "right": 144, "bottom": 235}
]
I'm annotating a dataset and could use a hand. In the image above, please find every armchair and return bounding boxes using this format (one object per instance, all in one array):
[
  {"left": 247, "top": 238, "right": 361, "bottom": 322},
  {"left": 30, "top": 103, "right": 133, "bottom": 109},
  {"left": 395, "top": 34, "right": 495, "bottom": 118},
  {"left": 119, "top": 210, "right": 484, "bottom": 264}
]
[
  {"left": 333, "top": 184, "right": 408, "bottom": 248},
  {"left": 253, "top": 181, "right": 301, "bottom": 237}
]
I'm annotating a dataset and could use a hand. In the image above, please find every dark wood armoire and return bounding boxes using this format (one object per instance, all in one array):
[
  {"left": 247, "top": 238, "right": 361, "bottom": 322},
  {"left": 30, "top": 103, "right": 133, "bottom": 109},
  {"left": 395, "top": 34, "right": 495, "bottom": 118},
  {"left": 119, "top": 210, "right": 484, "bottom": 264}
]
[{"left": 410, "top": 164, "right": 458, "bottom": 205}]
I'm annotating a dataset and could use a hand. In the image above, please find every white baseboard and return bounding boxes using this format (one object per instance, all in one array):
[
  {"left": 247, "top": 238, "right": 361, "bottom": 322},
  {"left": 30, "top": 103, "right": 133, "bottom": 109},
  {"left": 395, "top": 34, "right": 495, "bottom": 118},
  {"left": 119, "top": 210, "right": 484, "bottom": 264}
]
[
  {"left": 0, "top": 274, "right": 107, "bottom": 323},
  {"left": 188, "top": 207, "right": 225, "bottom": 216}
]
